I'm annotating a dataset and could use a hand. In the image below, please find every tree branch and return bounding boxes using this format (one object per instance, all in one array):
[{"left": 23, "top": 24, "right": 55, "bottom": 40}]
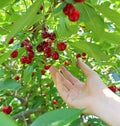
[{"left": 13, "top": 108, "right": 46, "bottom": 119}]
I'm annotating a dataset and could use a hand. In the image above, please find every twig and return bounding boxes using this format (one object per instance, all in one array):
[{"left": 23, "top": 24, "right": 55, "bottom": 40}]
[
  {"left": 13, "top": 108, "right": 46, "bottom": 119},
  {"left": 0, "top": 26, "right": 10, "bottom": 33},
  {"left": 22, "top": 115, "right": 28, "bottom": 126},
  {"left": 5, "top": 93, "right": 26, "bottom": 104},
  {"left": 2, "top": 9, "right": 12, "bottom": 15}
]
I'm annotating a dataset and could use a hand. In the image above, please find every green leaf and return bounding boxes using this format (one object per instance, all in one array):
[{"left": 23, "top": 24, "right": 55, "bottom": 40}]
[
  {"left": 0, "top": 112, "right": 18, "bottom": 126},
  {"left": 0, "top": 47, "right": 25, "bottom": 65},
  {"left": 0, "top": 51, "right": 11, "bottom": 65},
  {"left": 6, "top": 0, "right": 43, "bottom": 43},
  {"left": 0, "top": 79, "right": 20, "bottom": 90},
  {"left": 31, "top": 108, "right": 83, "bottom": 126},
  {"left": 77, "top": 3, "right": 104, "bottom": 40},
  {"left": 53, "top": 3, "right": 65, "bottom": 15},
  {"left": 0, "top": 68, "right": 4, "bottom": 77},
  {"left": 101, "top": 32, "right": 120, "bottom": 44},
  {"left": 69, "top": 40, "right": 108, "bottom": 61},
  {"left": 0, "top": 0, "right": 14, "bottom": 9},
  {"left": 96, "top": 3, "right": 120, "bottom": 29},
  {"left": 69, "top": 118, "right": 82, "bottom": 126},
  {"left": 56, "top": 17, "right": 79, "bottom": 40},
  {"left": 23, "top": 65, "right": 33, "bottom": 83}
]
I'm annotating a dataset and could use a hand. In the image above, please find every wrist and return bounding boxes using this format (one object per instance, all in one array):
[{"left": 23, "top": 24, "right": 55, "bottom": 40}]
[{"left": 91, "top": 88, "right": 120, "bottom": 126}]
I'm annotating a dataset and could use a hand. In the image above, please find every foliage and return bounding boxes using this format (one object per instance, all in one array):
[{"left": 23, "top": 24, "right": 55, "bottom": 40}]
[{"left": 0, "top": 0, "right": 120, "bottom": 125}]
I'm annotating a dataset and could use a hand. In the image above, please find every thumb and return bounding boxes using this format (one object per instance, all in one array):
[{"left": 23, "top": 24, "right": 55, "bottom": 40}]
[{"left": 77, "top": 58, "right": 96, "bottom": 77}]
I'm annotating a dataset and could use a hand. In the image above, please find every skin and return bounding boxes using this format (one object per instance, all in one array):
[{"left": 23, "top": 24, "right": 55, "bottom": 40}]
[{"left": 49, "top": 58, "right": 120, "bottom": 126}]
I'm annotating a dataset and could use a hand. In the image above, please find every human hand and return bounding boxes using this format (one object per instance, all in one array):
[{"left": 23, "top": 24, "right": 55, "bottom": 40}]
[
  {"left": 50, "top": 58, "right": 120, "bottom": 126},
  {"left": 49, "top": 58, "right": 108, "bottom": 113}
]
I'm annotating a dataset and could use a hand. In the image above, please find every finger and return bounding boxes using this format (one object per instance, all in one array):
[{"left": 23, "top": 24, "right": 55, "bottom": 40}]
[
  {"left": 49, "top": 66, "right": 68, "bottom": 101},
  {"left": 56, "top": 71, "right": 74, "bottom": 90},
  {"left": 49, "top": 66, "right": 59, "bottom": 84},
  {"left": 49, "top": 66, "right": 73, "bottom": 90},
  {"left": 56, "top": 73, "right": 70, "bottom": 102},
  {"left": 77, "top": 58, "right": 96, "bottom": 76},
  {"left": 60, "top": 66, "right": 83, "bottom": 86}
]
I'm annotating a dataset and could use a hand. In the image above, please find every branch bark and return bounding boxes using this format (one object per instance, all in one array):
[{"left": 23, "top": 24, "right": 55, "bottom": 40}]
[{"left": 13, "top": 108, "right": 47, "bottom": 119}]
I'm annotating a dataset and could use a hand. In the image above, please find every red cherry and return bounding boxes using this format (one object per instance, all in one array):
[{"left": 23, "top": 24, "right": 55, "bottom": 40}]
[
  {"left": 44, "top": 46, "right": 52, "bottom": 58},
  {"left": 64, "top": 60, "right": 70, "bottom": 66},
  {"left": 10, "top": 50, "right": 18, "bottom": 58},
  {"left": 40, "top": 5, "right": 44, "bottom": 10},
  {"left": 46, "top": 39, "right": 53, "bottom": 46},
  {"left": 32, "top": 72, "right": 35, "bottom": 77},
  {"left": 26, "top": 57, "right": 33, "bottom": 64},
  {"left": 27, "top": 50, "right": 34, "bottom": 59},
  {"left": 42, "top": 41, "right": 49, "bottom": 49},
  {"left": 41, "top": 70, "right": 46, "bottom": 75},
  {"left": 108, "top": 86, "right": 117, "bottom": 93},
  {"left": 24, "top": 38, "right": 30, "bottom": 43},
  {"left": 25, "top": 43, "right": 33, "bottom": 51},
  {"left": 52, "top": 100, "right": 58, "bottom": 104},
  {"left": 68, "top": 9, "right": 80, "bottom": 22},
  {"left": 8, "top": 38, "right": 14, "bottom": 44},
  {"left": 21, "top": 38, "right": 30, "bottom": 47},
  {"left": 41, "top": 31, "right": 49, "bottom": 38},
  {"left": 2, "top": 106, "right": 12, "bottom": 114},
  {"left": 45, "top": 84, "right": 50, "bottom": 87},
  {"left": 36, "top": 11, "right": 40, "bottom": 15},
  {"left": 63, "top": 3, "right": 75, "bottom": 16},
  {"left": 14, "top": 75, "right": 20, "bottom": 80},
  {"left": 57, "top": 42, "right": 67, "bottom": 51},
  {"left": 48, "top": 32, "right": 56, "bottom": 40},
  {"left": 44, "top": 47, "right": 52, "bottom": 54},
  {"left": 51, "top": 51, "right": 59, "bottom": 60},
  {"left": 118, "top": 88, "right": 120, "bottom": 92},
  {"left": 44, "top": 52, "right": 51, "bottom": 58},
  {"left": 20, "top": 56, "right": 28, "bottom": 64},
  {"left": 42, "top": 25, "right": 48, "bottom": 31},
  {"left": 82, "top": 57, "right": 87, "bottom": 60},
  {"left": 82, "top": 52, "right": 86, "bottom": 57},
  {"left": 74, "top": 0, "right": 85, "bottom": 2},
  {"left": 42, "top": 93, "right": 46, "bottom": 97},
  {"left": 36, "top": 44, "right": 43, "bottom": 52},
  {"left": 56, "top": 106, "right": 59, "bottom": 109},
  {"left": 76, "top": 53, "right": 81, "bottom": 58},
  {"left": 88, "top": 124, "right": 92, "bottom": 126},
  {"left": 44, "top": 65, "right": 51, "bottom": 70}
]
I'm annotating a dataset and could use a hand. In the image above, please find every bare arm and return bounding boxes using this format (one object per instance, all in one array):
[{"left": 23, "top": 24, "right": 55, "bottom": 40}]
[{"left": 49, "top": 58, "right": 120, "bottom": 126}]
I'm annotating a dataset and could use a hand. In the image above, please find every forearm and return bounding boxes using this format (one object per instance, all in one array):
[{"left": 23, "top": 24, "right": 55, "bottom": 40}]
[{"left": 91, "top": 88, "right": 120, "bottom": 126}]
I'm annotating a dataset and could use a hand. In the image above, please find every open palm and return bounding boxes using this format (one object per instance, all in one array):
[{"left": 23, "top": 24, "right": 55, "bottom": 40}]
[{"left": 49, "top": 58, "right": 107, "bottom": 113}]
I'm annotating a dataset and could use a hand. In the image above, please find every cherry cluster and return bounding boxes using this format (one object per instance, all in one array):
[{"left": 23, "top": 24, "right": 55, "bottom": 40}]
[
  {"left": 20, "top": 39, "right": 34, "bottom": 64},
  {"left": 63, "top": 0, "right": 85, "bottom": 22},
  {"left": 9, "top": 26, "right": 67, "bottom": 78},
  {"left": 76, "top": 52, "right": 87, "bottom": 60},
  {"left": 2, "top": 106, "right": 12, "bottom": 114},
  {"left": 36, "top": 5, "right": 44, "bottom": 15},
  {"left": 10, "top": 38, "right": 35, "bottom": 64},
  {"left": 36, "top": 27, "right": 67, "bottom": 60}
]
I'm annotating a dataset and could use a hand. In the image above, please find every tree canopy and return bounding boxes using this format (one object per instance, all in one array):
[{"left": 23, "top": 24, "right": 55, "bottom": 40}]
[{"left": 0, "top": 0, "right": 120, "bottom": 125}]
